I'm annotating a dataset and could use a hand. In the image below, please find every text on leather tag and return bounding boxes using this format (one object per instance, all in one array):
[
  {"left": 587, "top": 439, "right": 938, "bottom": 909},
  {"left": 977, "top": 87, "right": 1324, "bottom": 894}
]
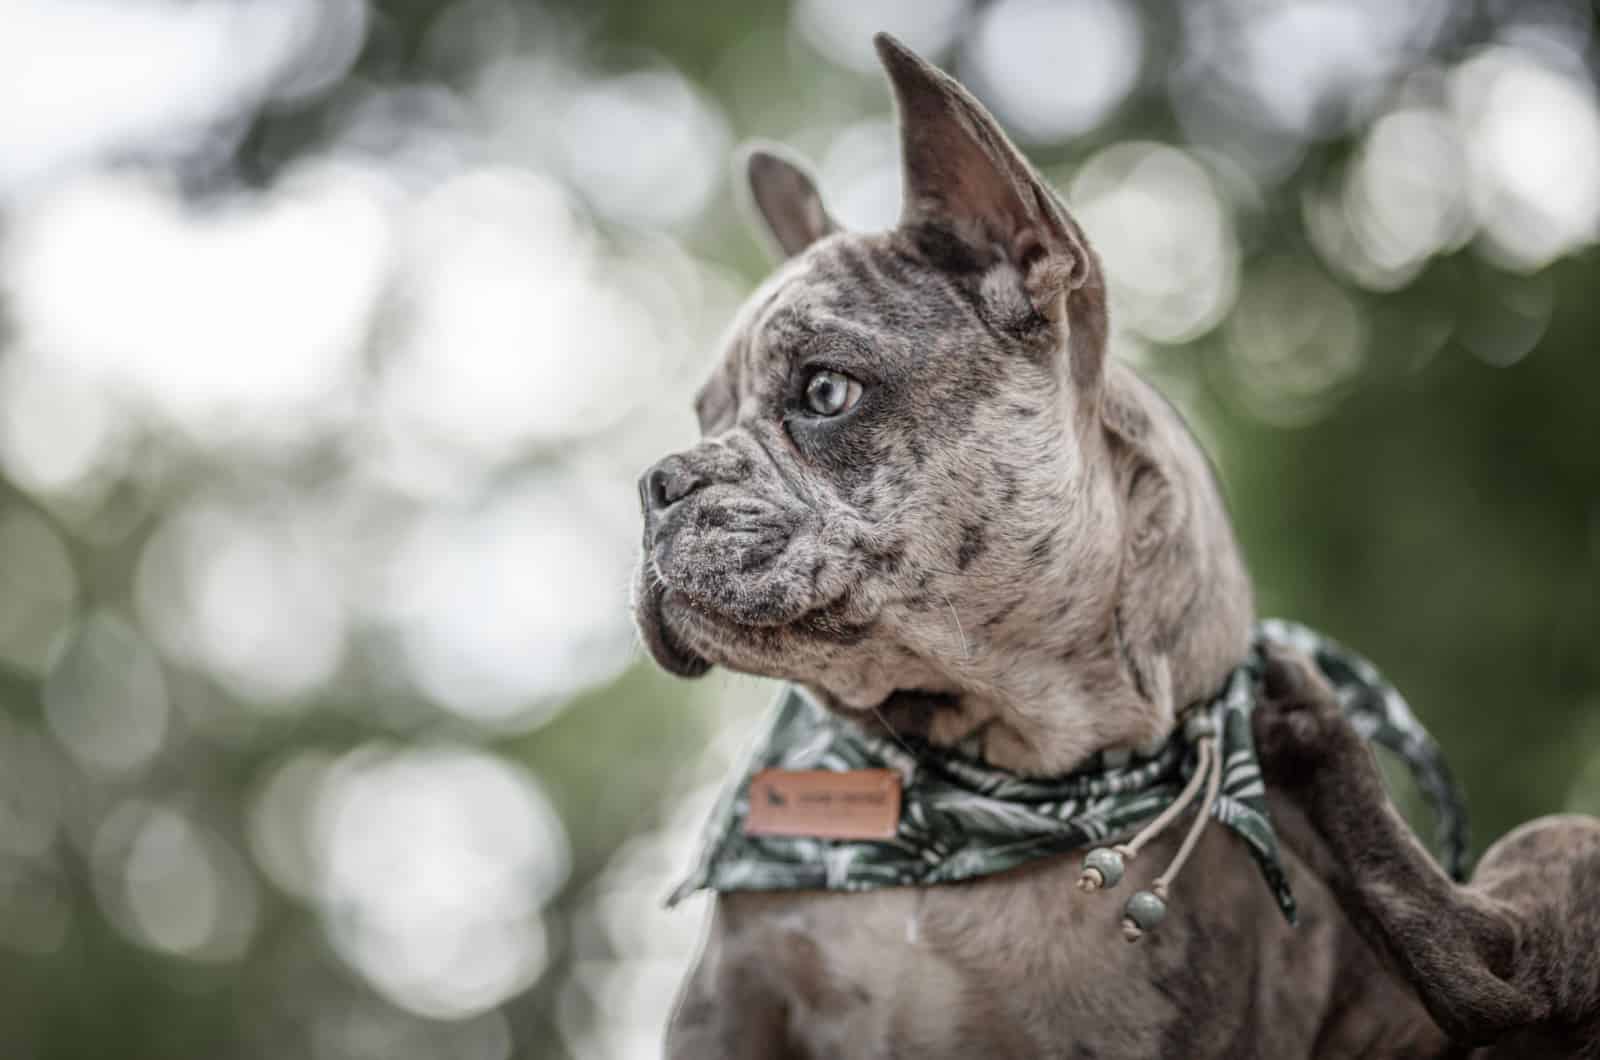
[{"left": 744, "top": 769, "right": 902, "bottom": 840}]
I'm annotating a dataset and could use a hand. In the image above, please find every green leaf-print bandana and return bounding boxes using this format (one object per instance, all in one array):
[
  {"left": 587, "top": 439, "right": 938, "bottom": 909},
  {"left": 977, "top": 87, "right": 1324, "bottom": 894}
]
[{"left": 670, "top": 620, "right": 1470, "bottom": 924}]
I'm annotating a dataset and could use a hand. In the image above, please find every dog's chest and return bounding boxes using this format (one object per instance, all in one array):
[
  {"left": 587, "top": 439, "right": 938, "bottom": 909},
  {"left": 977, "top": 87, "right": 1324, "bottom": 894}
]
[{"left": 686, "top": 824, "right": 1442, "bottom": 1058}]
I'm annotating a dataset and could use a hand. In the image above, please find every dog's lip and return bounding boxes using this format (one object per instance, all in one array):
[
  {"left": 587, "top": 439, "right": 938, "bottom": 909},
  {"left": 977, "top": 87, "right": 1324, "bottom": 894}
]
[
  {"left": 673, "top": 582, "right": 860, "bottom": 645},
  {"left": 637, "top": 578, "right": 712, "bottom": 678},
  {"left": 648, "top": 549, "right": 813, "bottom": 630}
]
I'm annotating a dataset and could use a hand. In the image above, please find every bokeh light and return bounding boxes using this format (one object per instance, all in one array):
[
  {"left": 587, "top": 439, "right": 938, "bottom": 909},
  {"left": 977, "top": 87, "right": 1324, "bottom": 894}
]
[
  {"left": 44, "top": 612, "right": 170, "bottom": 776},
  {"left": 794, "top": 0, "right": 971, "bottom": 73},
  {"left": 0, "top": 509, "right": 78, "bottom": 674},
  {"left": 819, "top": 119, "right": 902, "bottom": 231},
  {"left": 380, "top": 168, "right": 650, "bottom": 454},
  {"left": 963, "top": 0, "right": 1143, "bottom": 143},
  {"left": 1072, "top": 143, "right": 1239, "bottom": 344},
  {"left": 136, "top": 499, "right": 348, "bottom": 707},
  {"left": 312, "top": 745, "right": 570, "bottom": 1019},
  {"left": 92, "top": 799, "right": 260, "bottom": 962},
  {"left": 556, "top": 70, "right": 731, "bottom": 228},
  {"left": 1223, "top": 257, "right": 1367, "bottom": 426},
  {"left": 374, "top": 474, "right": 637, "bottom": 728},
  {"left": 1453, "top": 46, "right": 1600, "bottom": 270},
  {"left": 5, "top": 166, "right": 387, "bottom": 447},
  {"left": 0, "top": 0, "right": 366, "bottom": 194}
]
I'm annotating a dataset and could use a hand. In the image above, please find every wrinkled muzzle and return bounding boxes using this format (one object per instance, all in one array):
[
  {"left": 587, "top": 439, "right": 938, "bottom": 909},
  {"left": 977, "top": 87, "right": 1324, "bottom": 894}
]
[{"left": 633, "top": 433, "right": 822, "bottom": 676}]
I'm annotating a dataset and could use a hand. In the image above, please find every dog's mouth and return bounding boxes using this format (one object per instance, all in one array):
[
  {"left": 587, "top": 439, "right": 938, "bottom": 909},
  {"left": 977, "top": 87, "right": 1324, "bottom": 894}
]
[
  {"left": 636, "top": 575, "right": 712, "bottom": 678},
  {"left": 635, "top": 555, "right": 875, "bottom": 680}
]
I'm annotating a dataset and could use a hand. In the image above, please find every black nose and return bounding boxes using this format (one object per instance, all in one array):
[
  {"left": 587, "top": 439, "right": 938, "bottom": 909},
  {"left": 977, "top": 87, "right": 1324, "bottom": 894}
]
[{"left": 639, "top": 456, "right": 708, "bottom": 516}]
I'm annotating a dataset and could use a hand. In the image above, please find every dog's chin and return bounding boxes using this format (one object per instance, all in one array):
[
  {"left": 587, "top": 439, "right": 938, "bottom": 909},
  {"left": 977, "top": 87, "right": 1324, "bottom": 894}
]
[{"left": 635, "top": 579, "right": 712, "bottom": 679}]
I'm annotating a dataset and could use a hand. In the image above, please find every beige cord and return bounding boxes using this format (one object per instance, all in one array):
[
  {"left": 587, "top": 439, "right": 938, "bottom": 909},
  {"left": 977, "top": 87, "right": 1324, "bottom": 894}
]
[
  {"left": 1114, "top": 732, "right": 1225, "bottom": 941},
  {"left": 1113, "top": 734, "right": 1214, "bottom": 862},
  {"left": 1153, "top": 734, "right": 1223, "bottom": 894}
]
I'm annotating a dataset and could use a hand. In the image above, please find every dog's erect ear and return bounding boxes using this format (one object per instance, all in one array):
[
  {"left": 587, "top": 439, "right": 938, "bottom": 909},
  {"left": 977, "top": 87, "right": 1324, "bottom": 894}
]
[
  {"left": 741, "top": 144, "right": 840, "bottom": 260},
  {"left": 874, "top": 33, "right": 1107, "bottom": 387}
]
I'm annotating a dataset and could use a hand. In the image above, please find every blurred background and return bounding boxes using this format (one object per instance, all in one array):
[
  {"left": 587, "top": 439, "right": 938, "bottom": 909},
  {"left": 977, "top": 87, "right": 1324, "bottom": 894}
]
[{"left": 0, "top": 0, "right": 1595, "bottom": 1056}]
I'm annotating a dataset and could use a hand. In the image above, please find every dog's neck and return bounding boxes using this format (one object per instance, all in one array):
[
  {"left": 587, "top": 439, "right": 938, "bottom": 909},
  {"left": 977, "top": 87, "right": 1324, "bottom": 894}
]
[
  {"left": 827, "top": 363, "right": 1256, "bottom": 778},
  {"left": 856, "top": 610, "right": 1176, "bottom": 777}
]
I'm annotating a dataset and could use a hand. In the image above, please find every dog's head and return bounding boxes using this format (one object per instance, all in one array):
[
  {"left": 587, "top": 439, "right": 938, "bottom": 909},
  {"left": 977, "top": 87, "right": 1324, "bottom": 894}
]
[{"left": 634, "top": 35, "right": 1252, "bottom": 772}]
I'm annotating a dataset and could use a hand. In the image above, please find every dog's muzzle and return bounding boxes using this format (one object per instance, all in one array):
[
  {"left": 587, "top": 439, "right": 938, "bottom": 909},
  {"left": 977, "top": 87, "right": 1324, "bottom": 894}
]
[
  {"left": 635, "top": 454, "right": 713, "bottom": 677},
  {"left": 634, "top": 434, "right": 824, "bottom": 675}
]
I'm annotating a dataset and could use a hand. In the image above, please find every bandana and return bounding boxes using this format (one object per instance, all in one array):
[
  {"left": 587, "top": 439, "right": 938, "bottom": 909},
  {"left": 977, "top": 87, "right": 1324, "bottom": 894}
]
[{"left": 670, "top": 620, "right": 1469, "bottom": 925}]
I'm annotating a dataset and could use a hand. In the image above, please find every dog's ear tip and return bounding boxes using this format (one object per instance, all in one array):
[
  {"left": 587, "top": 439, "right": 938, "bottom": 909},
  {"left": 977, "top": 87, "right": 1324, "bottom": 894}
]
[
  {"left": 745, "top": 148, "right": 796, "bottom": 189},
  {"left": 738, "top": 142, "right": 820, "bottom": 195},
  {"left": 872, "top": 32, "right": 925, "bottom": 76},
  {"left": 738, "top": 144, "right": 772, "bottom": 186},
  {"left": 735, "top": 140, "right": 775, "bottom": 171},
  {"left": 736, "top": 141, "right": 836, "bottom": 259}
]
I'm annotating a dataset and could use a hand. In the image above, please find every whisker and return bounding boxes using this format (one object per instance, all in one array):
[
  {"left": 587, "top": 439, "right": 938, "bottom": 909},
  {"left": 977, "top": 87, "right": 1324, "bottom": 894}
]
[
  {"left": 870, "top": 701, "right": 932, "bottom": 765},
  {"left": 920, "top": 563, "right": 971, "bottom": 580},
  {"left": 941, "top": 593, "right": 970, "bottom": 659}
]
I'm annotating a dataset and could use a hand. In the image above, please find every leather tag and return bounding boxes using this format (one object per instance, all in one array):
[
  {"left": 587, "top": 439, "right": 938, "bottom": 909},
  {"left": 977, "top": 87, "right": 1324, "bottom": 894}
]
[{"left": 744, "top": 769, "right": 902, "bottom": 840}]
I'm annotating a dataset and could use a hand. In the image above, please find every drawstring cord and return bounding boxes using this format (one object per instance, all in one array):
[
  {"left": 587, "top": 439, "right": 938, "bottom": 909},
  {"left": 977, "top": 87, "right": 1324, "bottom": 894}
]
[{"left": 1075, "top": 712, "right": 1223, "bottom": 941}]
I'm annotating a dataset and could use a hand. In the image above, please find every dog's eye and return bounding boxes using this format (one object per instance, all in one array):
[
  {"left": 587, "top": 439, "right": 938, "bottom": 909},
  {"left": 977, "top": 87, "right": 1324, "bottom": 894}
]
[{"left": 803, "top": 369, "right": 862, "bottom": 417}]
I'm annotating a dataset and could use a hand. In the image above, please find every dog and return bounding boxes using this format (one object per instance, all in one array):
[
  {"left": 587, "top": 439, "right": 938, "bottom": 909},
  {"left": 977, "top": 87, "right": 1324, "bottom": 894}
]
[
  {"left": 633, "top": 33, "right": 1600, "bottom": 1057},
  {"left": 1252, "top": 648, "right": 1600, "bottom": 1057}
]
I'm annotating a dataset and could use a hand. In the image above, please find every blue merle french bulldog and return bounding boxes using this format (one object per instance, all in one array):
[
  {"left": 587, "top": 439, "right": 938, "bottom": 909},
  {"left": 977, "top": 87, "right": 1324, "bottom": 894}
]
[{"left": 633, "top": 33, "right": 1600, "bottom": 1059}]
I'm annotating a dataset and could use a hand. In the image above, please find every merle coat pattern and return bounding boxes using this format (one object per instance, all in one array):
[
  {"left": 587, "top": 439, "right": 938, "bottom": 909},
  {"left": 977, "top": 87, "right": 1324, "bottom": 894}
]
[{"left": 633, "top": 33, "right": 1600, "bottom": 1058}]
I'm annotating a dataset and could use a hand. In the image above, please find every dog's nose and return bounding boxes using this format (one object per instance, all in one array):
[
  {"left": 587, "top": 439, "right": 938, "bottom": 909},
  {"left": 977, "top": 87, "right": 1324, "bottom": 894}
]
[{"left": 639, "top": 455, "right": 708, "bottom": 516}]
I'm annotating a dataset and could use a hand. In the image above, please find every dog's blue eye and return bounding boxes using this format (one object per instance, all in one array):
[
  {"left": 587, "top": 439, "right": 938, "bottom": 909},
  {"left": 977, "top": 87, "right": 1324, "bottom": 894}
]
[{"left": 804, "top": 369, "right": 862, "bottom": 417}]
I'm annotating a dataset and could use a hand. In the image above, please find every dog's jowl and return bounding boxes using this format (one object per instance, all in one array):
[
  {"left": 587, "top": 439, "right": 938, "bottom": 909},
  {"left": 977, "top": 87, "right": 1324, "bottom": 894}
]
[{"left": 633, "top": 32, "right": 1600, "bottom": 1060}]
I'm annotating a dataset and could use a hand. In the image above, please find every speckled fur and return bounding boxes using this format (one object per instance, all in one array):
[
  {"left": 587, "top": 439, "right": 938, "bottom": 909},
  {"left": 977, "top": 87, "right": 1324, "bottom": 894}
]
[
  {"left": 632, "top": 33, "right": 1590, "bottom": 1059},
  {"left": 637, "top": 37, "right": 1251, "bottom": 778}
]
